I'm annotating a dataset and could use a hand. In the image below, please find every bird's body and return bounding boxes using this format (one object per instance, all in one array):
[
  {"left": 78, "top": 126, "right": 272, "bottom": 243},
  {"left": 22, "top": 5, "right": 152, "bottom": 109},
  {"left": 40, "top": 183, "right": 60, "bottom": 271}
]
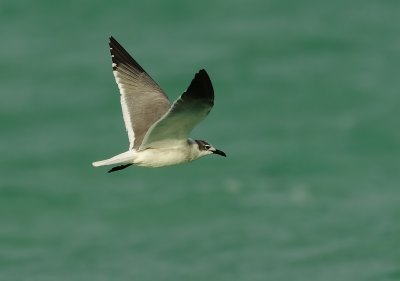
[
  {"left": 94, "top": 139, "right": 201, "bottom": 168},
  {"left": 92, "top": 37, "right": 226, "bottom": 172}
]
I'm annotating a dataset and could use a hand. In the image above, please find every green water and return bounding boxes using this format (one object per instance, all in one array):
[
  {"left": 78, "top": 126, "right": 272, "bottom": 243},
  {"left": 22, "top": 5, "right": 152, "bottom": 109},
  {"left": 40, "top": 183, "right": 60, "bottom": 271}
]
[{"left": 1, "top": 0, "right": 400, "bottom": 280}]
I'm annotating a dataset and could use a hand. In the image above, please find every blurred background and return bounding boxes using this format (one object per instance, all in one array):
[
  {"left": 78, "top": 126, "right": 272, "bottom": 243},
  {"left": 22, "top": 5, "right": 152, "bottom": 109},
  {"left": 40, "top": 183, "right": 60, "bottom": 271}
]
[{"left": 1, "top": 0, "right": 399, "bottom": 280}]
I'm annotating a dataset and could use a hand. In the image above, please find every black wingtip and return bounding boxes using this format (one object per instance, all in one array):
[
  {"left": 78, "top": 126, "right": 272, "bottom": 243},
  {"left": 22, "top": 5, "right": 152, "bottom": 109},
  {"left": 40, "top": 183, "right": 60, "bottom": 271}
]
[
  {"left": 197, "top": 69, "right": 209, "bottom": 79},
  {"left": 184, "top": 68, "right": 214, "bottom": 104},
  {"left": 196, "top": 69, "right": 212, "bottom": 86},
  {"left": 109, "top": 36, "right": 119, "bottom": 49},
  {"left": 107, "top": 164, "right": 133, "bottom": 173},
  {"left": 108, "top": 36, "right": 147, "bottom": 74}
]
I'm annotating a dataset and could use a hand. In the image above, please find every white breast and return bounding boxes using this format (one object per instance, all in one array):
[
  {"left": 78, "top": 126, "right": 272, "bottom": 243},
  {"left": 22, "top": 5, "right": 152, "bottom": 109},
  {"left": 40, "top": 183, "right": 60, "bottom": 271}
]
[{"left": 134, "top": 146, "right": 194, "bottom": 167}]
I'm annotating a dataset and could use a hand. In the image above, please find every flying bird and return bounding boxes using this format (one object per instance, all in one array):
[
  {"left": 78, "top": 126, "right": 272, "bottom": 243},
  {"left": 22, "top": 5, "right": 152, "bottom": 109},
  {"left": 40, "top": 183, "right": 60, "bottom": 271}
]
[{"left": 92, "top": 36, "right": 226, "bottom": 173}]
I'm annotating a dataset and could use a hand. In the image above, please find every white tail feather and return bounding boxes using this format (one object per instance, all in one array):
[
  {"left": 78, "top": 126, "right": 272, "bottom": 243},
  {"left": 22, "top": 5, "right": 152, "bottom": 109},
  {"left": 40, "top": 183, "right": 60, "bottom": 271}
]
[{"left": 92, "top": 150, "right": 136, "bottom": 167}]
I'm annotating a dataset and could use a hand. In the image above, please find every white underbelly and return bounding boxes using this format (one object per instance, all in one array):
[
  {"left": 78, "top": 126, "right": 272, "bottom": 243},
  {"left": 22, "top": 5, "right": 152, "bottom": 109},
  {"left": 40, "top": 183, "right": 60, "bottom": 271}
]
[{"left": 134, "top": 148, "right": 192, "bottom": 167}]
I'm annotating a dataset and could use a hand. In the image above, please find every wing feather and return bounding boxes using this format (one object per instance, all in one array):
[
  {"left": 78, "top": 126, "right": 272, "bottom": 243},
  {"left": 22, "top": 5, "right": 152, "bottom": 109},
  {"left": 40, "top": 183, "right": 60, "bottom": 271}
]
[
  {"left": 139, "top": 69, "right": 214, "bottom": 150},
  {"left": 109, "top": 36, "right": 171, "bottom": 150}
]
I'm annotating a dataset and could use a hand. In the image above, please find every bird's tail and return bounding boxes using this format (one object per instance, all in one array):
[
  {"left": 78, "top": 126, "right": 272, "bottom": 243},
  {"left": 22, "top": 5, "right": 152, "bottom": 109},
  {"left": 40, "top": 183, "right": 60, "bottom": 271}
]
[
  {"left": 92, "top": 150, "right": 136, "bottom": 167},
  {"left": 92, "top": 159, "right": 116, "bottom": 167}
]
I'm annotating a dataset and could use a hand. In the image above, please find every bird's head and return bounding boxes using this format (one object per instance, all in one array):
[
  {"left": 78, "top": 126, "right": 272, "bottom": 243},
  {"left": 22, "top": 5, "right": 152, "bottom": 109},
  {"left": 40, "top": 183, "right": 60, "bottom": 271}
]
[{"left": 194, "top": 139, "right": 226, "bottom": 158}]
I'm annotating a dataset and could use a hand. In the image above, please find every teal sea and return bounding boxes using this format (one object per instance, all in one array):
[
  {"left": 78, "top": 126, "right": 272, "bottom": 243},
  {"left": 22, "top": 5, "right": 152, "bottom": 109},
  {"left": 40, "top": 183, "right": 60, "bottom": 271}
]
[{"left": 1, "top": 0, "right": 400, "bottom": 280}]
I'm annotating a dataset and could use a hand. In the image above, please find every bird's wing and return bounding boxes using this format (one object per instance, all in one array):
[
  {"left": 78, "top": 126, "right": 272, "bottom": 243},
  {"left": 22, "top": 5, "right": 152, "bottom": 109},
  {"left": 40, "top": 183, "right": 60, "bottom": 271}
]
[
  {"left": 109, "top": 36, "right": 171, "bottom": 150},
  {"left": 139, "top": 69, "right": 214, "bottom": 150}
]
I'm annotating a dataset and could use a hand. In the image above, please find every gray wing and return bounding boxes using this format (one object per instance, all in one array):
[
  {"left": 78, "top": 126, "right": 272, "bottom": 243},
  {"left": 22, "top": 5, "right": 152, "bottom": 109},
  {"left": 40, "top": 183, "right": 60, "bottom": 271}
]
[
  {"left": 109, "top": 36, "right": 171, "bottom": 150},
  {"left": 139, "top": 69, "right": 214, "bottom": 150}
]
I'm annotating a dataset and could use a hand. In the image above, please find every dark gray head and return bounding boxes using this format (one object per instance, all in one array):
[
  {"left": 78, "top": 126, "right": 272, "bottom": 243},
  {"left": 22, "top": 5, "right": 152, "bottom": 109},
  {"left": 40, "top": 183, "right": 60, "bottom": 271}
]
[{"left": 195, "top": 140, "right": 226, "bottom": 157}]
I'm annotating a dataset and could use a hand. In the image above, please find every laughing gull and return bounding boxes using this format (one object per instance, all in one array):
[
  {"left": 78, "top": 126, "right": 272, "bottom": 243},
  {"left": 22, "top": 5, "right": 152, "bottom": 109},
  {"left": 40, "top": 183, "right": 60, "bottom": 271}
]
[{"left": 92, "top": 36, "right": 226, "bottom": 173}]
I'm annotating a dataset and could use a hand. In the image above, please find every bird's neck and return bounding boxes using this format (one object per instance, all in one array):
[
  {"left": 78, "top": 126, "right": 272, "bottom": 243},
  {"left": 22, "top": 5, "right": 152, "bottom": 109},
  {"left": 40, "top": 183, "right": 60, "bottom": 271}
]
[{"left": 187, "top": 139, "right": 202, "bottom": 161}]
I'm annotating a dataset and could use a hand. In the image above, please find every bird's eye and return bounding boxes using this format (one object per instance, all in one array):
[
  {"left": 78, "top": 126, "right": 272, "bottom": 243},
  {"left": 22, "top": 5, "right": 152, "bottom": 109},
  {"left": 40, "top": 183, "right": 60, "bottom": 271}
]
[{"left": 204, "top": 145, "right": 211, "bottom": 150}]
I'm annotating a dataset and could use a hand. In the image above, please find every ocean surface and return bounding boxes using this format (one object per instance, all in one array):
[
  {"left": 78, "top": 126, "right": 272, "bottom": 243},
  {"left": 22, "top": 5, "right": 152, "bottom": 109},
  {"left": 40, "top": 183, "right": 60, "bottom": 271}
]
[{"left": 1, "top": 0, "right": 399, "bottom": 280}]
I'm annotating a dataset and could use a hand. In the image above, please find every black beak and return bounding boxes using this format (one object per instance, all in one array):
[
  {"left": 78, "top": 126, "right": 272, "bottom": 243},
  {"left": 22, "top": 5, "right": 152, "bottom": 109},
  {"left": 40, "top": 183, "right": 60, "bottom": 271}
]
[{"left": 212, "top": 149, "right": 226, "bottom": 157}]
